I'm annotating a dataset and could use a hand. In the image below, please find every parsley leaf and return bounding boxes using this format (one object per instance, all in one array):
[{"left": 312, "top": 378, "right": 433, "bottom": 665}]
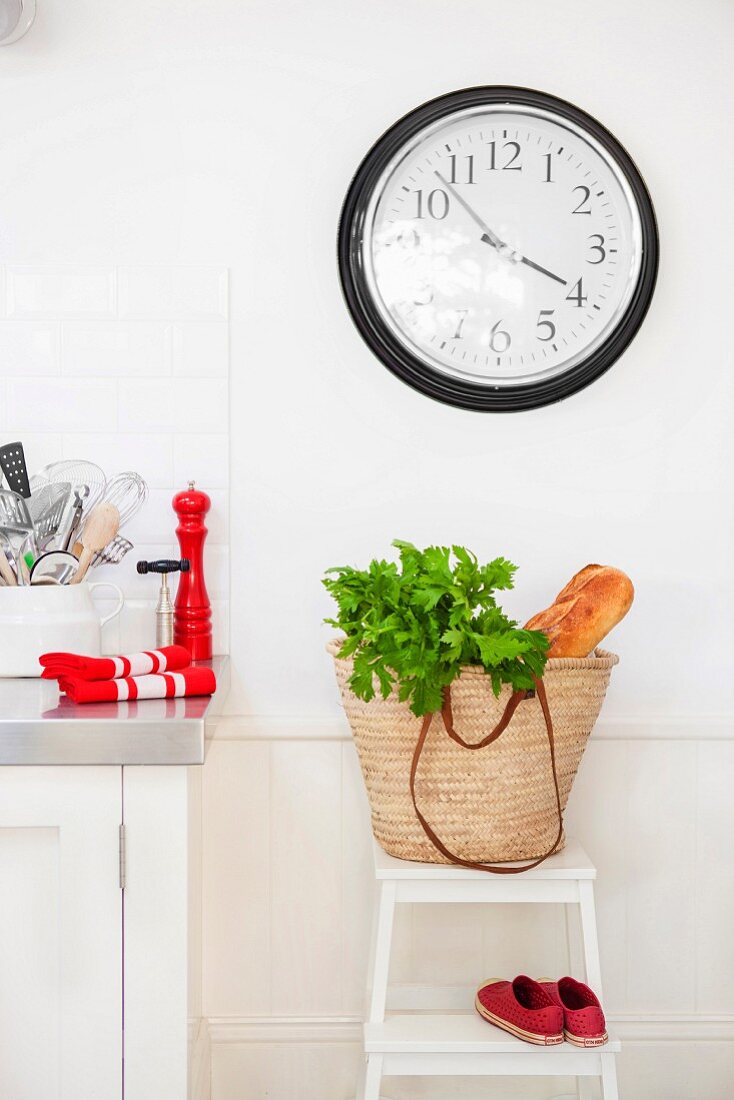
[{"left": 323, "top": 540, "right": 549, "bottom": 717}]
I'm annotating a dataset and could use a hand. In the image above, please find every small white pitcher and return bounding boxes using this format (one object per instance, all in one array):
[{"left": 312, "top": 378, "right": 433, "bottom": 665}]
[{"left": 0, "top": 582, "right": 124, "bottom": 677}]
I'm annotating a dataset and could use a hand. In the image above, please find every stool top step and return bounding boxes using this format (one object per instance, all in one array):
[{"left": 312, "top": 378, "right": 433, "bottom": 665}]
[{"left": 372, "top": 838, "right": 596, "bottom": 880}]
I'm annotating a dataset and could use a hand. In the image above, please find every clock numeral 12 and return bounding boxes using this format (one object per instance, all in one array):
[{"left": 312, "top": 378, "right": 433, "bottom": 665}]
[
  {"left": 447, "top": 154, "right": 475, "bottom": 185},
  {"left": 487, "top": 140, "right": 522, "bottom": 171},
  {"left": 412, "top": 188, "right": 449, "bottom": 219}
]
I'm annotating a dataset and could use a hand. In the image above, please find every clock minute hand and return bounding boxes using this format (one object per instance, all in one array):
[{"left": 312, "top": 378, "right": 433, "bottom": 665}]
[
  {"left": 517, "top": 254, "right": 567, "bottom": 286},
  {"left": 435, "top": 170, "right": 568, "bottom": 287},
  {"left": 434, "top": 171, "right": 506, "bottom": 251}
]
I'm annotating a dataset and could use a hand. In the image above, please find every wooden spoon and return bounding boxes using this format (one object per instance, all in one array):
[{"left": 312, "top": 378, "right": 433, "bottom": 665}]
[
  {"left": 70, "top": 503, "right": 120, "bottom": 585},
  {"left": 0, "top": 544, "right": 16, "bottom": 586}
]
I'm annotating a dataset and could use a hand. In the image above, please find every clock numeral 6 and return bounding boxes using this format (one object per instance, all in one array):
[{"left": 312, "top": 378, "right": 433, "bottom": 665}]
[
  {"left": 489, "top": 319, "right": 511, "bottom": 353},
  {"left": 536, "top": 309, "right": 556, "bottom": 341},
  {"left": 487, "top": 140, "right": 522, "bottom": 171},
  {"left": 565, "top": 278, "right": 588, "bottom": 307},
  {"left": 587, "top": 233, "right": 606, "bottom": 264},
  {"left": 412, "top": 188, "right": 449, "bottom": 220}
]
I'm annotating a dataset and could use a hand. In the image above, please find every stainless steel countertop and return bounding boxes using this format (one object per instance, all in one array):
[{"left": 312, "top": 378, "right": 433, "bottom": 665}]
[{"left": 0, "top": 656, "right": 229, "bottom": 766}]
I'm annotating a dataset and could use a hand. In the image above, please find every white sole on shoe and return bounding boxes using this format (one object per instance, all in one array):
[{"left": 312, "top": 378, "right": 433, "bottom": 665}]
[
  {"left": 474, "top": 991, "right": 564, "bottom": 1046},
  {"left": 564, "top": 1029, "right": 608, "bottom": 1047}
]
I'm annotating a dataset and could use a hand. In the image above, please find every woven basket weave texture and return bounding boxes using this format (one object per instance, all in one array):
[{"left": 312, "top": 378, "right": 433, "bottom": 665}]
[{"left": 329, "top": 640, "right": 618, "bottom": 864}]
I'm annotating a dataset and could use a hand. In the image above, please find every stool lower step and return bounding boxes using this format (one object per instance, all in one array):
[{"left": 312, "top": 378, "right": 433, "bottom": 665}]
[{"left": 365, "top": 1012, "right": 620, "bottom": 1057}]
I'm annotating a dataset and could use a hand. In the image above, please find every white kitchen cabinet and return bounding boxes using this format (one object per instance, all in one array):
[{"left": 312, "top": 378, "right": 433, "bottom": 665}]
[
  {"left": 0, "top": 660, "right": 226, "bottom": 1100},
  {"left": 0, "top": 766, "right": 123, "bottom": 1100}
]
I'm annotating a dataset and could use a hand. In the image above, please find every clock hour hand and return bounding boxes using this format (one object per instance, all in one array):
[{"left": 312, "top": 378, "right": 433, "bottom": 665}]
[
  {"left": 434, "top": 171, "right": 506, "bottom": 251},
  {"left": 436, "top": 170, "right": 568, "bottom": 286},
  {"left": 480, "top": 234, "right": 567, "bottom": 286}
]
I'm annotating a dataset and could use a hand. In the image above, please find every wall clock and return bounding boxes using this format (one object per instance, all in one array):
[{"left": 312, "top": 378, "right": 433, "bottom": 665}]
[{"left": 338, "top": 86, "right": 658, "bottom": 411}]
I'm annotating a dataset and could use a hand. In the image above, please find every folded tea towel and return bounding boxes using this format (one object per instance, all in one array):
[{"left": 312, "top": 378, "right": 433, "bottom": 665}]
[
  {"left": 40, "top": 645, "right": 191, "bottom": 682},
  {"left": 58, "top": 665, "right": 216, "bottom": 704}
]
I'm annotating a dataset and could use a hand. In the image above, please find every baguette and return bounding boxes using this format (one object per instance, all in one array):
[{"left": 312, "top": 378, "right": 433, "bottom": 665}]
[{"left": 525, "top": 564, "right": 634, "bottom": 658}]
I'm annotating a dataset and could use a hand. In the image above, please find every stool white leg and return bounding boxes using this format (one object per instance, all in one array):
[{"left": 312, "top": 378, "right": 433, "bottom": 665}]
[
  {"left": 600, "top": 1052, "right": 619, "bottom": 1099},
  {"left": 565, "top": 899, "right": 585, "bottom": 980},
  {"left": 368, "top": 882, "right": 396, "bottom": 1024},
  {"left": 363, "top": 1054, "right": 383, "bottom": 1100},
  {"left": 578, "top": 880, "right": 603, "bottom": 997}
]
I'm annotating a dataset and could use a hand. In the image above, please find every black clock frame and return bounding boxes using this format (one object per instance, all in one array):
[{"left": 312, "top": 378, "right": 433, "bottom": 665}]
[{"left": 337, "top": 86, "right": 659, "bottom": 412}]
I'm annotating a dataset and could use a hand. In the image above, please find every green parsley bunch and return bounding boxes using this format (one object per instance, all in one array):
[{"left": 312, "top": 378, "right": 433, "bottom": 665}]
[{"left": 323, "top": 540, "right": 549, "bottom": 717}]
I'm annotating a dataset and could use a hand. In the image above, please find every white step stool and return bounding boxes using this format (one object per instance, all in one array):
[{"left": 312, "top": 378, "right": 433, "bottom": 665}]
[{"left": 360, "top": 837, "right": 620, "bottom": 1099}]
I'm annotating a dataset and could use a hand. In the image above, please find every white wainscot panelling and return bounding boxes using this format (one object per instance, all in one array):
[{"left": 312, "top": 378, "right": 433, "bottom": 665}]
[{"left": 202, "top": 731, "right": 734, "bottom": 1100}]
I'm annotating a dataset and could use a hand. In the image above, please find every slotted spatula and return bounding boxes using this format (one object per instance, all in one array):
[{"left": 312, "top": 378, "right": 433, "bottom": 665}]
[
  {"left": 0, "top": 441, "right": 31, "bottom": 498},
  {"left": 29, "top": 482, "right": 72, "bottom": 547}
]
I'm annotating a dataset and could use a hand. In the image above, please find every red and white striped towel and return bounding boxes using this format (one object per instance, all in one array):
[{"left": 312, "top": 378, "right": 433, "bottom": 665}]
[
  {"left": 40, "top": 645, "right": 191, "bottom": 682},
  {"left": 58, "top": 665, "right": 216, "bottom": 704}
]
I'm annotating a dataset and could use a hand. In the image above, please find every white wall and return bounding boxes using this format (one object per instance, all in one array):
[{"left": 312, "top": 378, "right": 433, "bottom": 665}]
[
  {"left": 1, "top": 1, "right": 733, "bottom": 1097},
  {"left": 0, "top": 264, "right": 230, "bottom": 649}
]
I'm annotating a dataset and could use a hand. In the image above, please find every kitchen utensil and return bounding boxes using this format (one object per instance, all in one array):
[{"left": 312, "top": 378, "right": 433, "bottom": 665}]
[
  {"left": 91, "top": 534, "right": 133, "bottom": 568},
  {"left": 0, "top": 581, "right": 125, "bottom": 676},
  {"left": 173, "top": 481, "right": 212, "bottom": 659},
  {"left": 28, "top": 473, "right": 48, "bottom": 494},
  {"left": 0, "top": 533, "right": 16, "bottom": 586},
  {"left": 37, "top": 459, "right": 106, "bottom": 505},
  {"left": 30, "top": 550, "right": 81, "bottom": 586},
  {"left": 0, "top": 489, "right": 36, "bottom": 581},
  {"left": 0, "top": 441, "right": 31, "bottom": 498},
  {"left": 17, "top": 537, "right": 33, "bottom": 584},
  {"left": 97, "top": 471, "right": 148, "bottom": 531},
  {"left": 60, "top": 485, "right": 89, "bottom": 551},
  {"left": 29, "top": 482, "right": 72, "bottom": 546},
  {"left": 37, "top": 460, "right": 106, "bottom": 549},
  {"left": 71, "top": 502, "right": 120, "bottom": 585},
  {"left": 136, "top": 558, "right": 190, "bottom": 647}
]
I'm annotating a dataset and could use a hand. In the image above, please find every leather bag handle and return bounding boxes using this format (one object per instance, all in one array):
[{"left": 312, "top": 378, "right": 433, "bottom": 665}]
[{"left": 409, "top": 675, "right": 563, "bottom": 874}]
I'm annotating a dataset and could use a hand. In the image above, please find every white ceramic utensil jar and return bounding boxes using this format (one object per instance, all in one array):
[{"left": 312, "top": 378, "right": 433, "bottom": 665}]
[{"left": 0, "top": 582, "right": 124, "bottom": 677}]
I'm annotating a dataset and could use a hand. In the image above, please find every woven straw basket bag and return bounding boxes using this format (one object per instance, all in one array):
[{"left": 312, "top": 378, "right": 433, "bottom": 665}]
[{"left": 329, "top": 639, "right": 618, "bottom": 872}]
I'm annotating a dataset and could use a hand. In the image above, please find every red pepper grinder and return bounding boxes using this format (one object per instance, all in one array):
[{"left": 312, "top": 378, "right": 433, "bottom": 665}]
[{"left": 172, "top": 480, "right": 212, "bottom": 660}]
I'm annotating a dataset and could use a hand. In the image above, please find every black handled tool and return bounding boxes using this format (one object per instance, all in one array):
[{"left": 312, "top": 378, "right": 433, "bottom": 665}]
[{"left": 136, "top": 559, "right": 190, "bottom": 646}]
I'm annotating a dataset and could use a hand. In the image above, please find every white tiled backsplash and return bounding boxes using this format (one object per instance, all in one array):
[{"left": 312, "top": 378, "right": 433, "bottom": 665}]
[{"left": 0, "top": 265, "right": 230, "bottom": 656}]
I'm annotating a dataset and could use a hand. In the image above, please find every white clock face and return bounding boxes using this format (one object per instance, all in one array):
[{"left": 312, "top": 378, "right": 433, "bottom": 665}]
[{"left": 362, "top": 103, "right": 644, "bottom": 388}]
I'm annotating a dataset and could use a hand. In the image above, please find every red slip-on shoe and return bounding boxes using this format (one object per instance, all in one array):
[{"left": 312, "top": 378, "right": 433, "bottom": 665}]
[
  {"left": 475, "top": 976, "right": 564, "bottom": 1046},
  {"left": 539, "top": 976, "right": 608, "bottom": 1047}
]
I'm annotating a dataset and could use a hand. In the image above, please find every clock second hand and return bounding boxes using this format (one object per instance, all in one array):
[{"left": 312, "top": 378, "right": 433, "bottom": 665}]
[{"left": 434, "top": 170, "right": 568, "bottom": 287}]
